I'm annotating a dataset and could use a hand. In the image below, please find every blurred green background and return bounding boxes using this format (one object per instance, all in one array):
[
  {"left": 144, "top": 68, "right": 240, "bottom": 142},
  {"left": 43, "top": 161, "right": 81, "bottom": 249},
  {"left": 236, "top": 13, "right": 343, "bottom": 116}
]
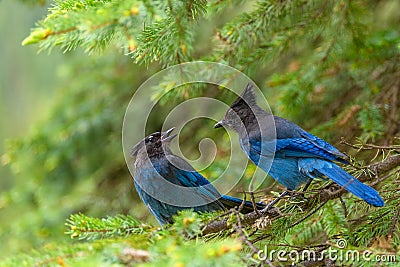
[
  {"left": 0, "top": 0, "right": 63, "bottom": 255},
  {"left": 1, "top": 0, "right": 399, "bottom": 261},
  {"left": 0, "top": 2, "right": 259, "bottom": 257}
]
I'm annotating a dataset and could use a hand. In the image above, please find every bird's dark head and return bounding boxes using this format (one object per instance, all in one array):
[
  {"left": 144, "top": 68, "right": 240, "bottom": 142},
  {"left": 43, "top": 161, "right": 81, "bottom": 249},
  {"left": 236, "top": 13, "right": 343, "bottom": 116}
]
[
  {"left": 214, "top": 83, "right": 258, "bottom": 132},
  {"left": 130, "top": 128, "right": 177, "bottom": 159}
]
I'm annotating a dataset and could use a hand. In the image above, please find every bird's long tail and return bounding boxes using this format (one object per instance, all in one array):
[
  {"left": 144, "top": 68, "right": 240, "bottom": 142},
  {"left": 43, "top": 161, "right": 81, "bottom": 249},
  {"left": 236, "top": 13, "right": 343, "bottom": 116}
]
[
  {"left": 220, "top": 195, "right": 265, "bottom": 213},
  {"left": 316, "top": 161, "right": 384, "bottom": 207}
]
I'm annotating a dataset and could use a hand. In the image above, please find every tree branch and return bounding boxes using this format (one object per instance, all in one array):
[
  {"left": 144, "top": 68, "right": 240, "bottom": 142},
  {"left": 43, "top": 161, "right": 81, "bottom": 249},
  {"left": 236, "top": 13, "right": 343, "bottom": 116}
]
[{"left": 201, "top": 154, "right": 400, "bottom": 235}]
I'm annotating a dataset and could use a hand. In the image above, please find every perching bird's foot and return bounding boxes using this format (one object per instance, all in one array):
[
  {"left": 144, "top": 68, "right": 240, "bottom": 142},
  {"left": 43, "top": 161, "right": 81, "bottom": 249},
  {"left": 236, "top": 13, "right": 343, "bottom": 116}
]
[
  {"left": 259, "top": 202, "right": 274, "bottom": 213},
  {"left": 288, "top": 191, "right": 309, "bottom": 202},
  {"left": 259, "top": 191, "right": 289, "bottom": 213}
]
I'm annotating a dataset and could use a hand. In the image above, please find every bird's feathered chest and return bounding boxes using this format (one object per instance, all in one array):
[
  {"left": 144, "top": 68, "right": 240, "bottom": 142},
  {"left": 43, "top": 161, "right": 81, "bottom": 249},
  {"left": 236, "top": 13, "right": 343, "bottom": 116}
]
[
  {"left": 136, "top": 156, "right": 176, "bottom": 182},
  {"left": 135, "top": 154, "right": 213, "bottom": 187}
]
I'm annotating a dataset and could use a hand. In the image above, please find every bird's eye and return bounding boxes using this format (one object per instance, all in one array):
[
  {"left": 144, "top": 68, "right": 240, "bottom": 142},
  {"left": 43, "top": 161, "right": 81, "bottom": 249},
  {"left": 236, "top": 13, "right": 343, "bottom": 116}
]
[{"left": 148, "top": 136, "right": 154, "bottom": 141}]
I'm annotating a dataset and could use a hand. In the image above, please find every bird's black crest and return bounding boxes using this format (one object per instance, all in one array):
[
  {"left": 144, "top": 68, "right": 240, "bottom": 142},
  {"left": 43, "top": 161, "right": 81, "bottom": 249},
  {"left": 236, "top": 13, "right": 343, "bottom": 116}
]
[{"left": 230, "top": 83, "right": 257, "bottom": 110}]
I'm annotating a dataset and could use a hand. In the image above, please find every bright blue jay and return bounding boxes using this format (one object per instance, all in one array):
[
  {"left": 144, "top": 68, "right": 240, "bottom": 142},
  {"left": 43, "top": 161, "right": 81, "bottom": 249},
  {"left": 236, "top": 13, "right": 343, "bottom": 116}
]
[
  {"left": 131, "top": 128, "right": 264, "bottom": 225},
  {"left": 214, "top": 84, "right": 384, "bottom": 208}
]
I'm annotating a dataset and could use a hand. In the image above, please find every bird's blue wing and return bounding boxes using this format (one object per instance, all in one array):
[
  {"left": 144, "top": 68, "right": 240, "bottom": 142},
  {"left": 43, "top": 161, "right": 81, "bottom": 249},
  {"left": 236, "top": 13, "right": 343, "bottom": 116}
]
[
  {"left": 299, "top": 130, "right": 348, "bottom": 162},
  {"left": 220, "top": 195, "right": 265, "bottom": 212},
  {"left": 246, "top": 135, "right": 348, "bottom": 163},
  {"left": 161, "top": 163, "right": 225, "bottom": 209},
  {"left": 278, "top": 138, "right": 347, "bottom": 162}
]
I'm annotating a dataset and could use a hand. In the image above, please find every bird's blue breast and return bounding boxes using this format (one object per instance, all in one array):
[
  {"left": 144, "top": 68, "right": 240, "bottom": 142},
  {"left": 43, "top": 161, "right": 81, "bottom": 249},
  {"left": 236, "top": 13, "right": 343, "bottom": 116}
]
[
  {"left": 240, "top": 138, "right": 312, "bottom": 190},
  {"left": 134, "top": 157, "right": 224, "bottom": 225}
]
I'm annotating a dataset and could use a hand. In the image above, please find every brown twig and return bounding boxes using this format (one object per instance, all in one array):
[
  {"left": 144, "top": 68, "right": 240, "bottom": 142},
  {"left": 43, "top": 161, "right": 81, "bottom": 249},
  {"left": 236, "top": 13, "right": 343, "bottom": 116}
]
[
  {"left": 233, "top": 209, "right": 275, "bottom": 267},
  {"left": 233, "top": 210, "right": 258, "bottom": 254},
  {"left": 289, "top": 199, "right": 329, "bottom": 229},
  {"left": 340, "top": 138, "right": 400, "bottom": 151},
  {"left": 367, "top": 154, "right": 400, "bottom": 180},
  {"left": 339, "top": 196, "right": 348, "bottom": 218},
  {"left": 202, "top": 208, "right": 281, "bottom": 235},
  {"left": 250, "top": 190, "right": 261, "bottom": 215},
  {"left": 388, "top": 205, "right": 400, "bottom": 238},
  {"left": 238, "top": 190, "right": 247, "bottom": 213}
]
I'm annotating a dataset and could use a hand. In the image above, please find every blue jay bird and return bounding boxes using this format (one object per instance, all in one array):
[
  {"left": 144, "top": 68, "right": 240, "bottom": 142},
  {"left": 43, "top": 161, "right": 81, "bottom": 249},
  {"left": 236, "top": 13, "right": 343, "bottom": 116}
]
[
  {"left": 214, "top": 84, "right": 384, "bottom": 208},
  {"left": 131, "top": 128, "right": 264, "bottom": 225}
]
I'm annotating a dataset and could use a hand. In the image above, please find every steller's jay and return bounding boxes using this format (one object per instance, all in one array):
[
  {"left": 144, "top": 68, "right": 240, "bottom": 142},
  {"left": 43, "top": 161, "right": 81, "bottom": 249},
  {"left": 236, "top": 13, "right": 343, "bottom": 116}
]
[
  {"left": 214, "top": 84, "right": 384, "bottom": 208},
  {"left": 130, "top": 128, "right": 264, "bottom": 225}
]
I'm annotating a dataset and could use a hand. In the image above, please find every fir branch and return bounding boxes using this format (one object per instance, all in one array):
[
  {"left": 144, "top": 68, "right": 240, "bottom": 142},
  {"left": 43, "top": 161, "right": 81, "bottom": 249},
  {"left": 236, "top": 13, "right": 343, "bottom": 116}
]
[
  {"left": 340, "top": 138, "right": 400, "bottom": 151},
  {"left": 22, "top": 1, "right": 150, "bottom": 53},
  {"left": 212, "top": 1, "right": 332, "bottom": 67},
  {"left": 368, "top": 154, "right": 400, "bottom": 178},
  {"left": 65, "top": 213, "right": 153, "bottom": 240},
  {"left": 289, "top": 199, "right": 330, "bottom": 229},
  {"left": 201, "top": 154, "right": 400, "bottom": 235},
  {"left": 232, "top": 209, "right": 276, "bottom": 267},
  {"left": 132, "top": 0, "right": 207, "bottom": 66}
]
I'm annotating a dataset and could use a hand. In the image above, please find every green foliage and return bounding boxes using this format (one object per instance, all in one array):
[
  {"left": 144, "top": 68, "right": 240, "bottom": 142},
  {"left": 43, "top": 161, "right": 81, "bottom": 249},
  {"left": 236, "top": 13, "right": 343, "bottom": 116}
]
[
  {"left": 65, "top": 213, "right": 153, "bottom": 240},
  {"left": 16, "top": 0, "right": 46, "bottom": 5},
  {"left": 132, "top": 1, "right": 207, "bottom": 66},
  {"left": 22, "top": 0, "right": 208, "bottom": 65},
  {"left": 357, "top": 105, "right": 385, "bottom": 142},
  {"left": 3, "top": 0, "right": 400, "bottom": 265},
  {"left": 3, "top": 211, "right": 244, "bottom": 266},
  {"left": 21, "top": 0, "right": 400, "bottom": 134},
  {"left": 2, "top": 54, "right": 150, "bottom": 255}
]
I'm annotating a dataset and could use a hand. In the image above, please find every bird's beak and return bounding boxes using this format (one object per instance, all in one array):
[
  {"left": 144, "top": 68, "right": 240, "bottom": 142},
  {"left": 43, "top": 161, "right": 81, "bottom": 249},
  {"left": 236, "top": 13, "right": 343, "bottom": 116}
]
[
  {"left": 161, "top": 127, "right": 177, "bottom": 143},
  {"left": 214, "top": 121, "right": 223, "bottom": 128}
]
